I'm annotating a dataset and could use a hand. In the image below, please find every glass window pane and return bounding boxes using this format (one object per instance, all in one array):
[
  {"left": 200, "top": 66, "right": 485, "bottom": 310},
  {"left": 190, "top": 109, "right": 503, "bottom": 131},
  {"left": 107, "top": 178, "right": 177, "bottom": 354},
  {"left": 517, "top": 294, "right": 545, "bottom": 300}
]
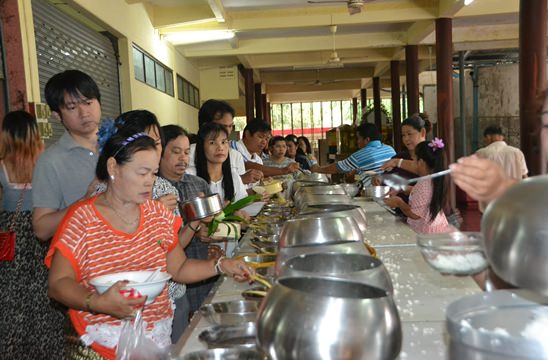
[
  {"left": 144, "top": 56, "right": 156, "bottom": 87},
  {"left": 183, "top": 81, "right": 190, "bottom": 103},
  {"left": 342, "top": 100, "right": 353, "bottom": 125},
  {"left": 155, "top": 63, "right": 165, "bottom": 92},
  {"left": 133, "top": 47, "right": 144, "bottom": 82},
  {"left": 302, "top": 103, "right": 312, "bottom": 138},
  {"left": 194, "top": 88, "right": 200, "bottom": 107},
  {"left": 165, "top": 70, "right": 174, "bottom": 96},
  {"left": 332, "top": 101, "right": 342, "bottom": 127},
  {"left": 271, "top": 104, "right": 282, "bottom": 134},
  {"left": 281, "top": 104, "right": 292, "bottom": 136},
  {"left": 189, "top": 85, "right": 195, "bottom": 106},
  {"left": 177, "top": 76, "right": 183, "bottom": 100},
  {"left": 291, "top": 103, "right": 301, "bottom": 135},
  {"left": 322, "top": 101, "right": 332, "bottom": 129},
  {"left": 312, "top": 102, "right": 323, "bottom": 141}
]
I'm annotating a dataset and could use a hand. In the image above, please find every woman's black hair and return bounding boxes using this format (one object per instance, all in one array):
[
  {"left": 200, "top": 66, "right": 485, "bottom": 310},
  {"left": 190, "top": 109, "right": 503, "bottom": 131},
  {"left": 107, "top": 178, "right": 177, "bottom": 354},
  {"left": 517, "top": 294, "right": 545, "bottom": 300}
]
[
  {"left": 297, "top": 136, "right": 312, "bottom": 154},
  {"left": 96, "top": 131, "right": 156, "bottom": 181},
  {"left": 402, "top": 114, "right": 432, "bottom": 134},
  {"left": 414, "top": 141, "right": 447, "bottom": 222},
  {"left": 114, "top": 110, "right": 163, "bottom": 143},
  {"left": 269, "top": 135, "right": 286, "bottom": 147},
  {"left": 195, "top": 122, "right": 235, "bottom": 201}
]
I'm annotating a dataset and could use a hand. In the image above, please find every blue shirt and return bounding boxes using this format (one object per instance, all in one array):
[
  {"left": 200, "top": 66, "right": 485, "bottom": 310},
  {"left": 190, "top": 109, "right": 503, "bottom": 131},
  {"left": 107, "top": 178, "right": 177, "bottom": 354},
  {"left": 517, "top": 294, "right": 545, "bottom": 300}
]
[{"left": 336, "top": 140, "right": 396, "bottom": 174}]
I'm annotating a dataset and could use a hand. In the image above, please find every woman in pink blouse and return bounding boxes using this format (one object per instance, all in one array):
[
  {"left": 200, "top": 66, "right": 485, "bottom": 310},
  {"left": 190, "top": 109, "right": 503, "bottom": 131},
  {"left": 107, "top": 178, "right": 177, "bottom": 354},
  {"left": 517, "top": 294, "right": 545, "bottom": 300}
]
[{"left": 384, "top": 138, "right": 453, "bottom": 234}]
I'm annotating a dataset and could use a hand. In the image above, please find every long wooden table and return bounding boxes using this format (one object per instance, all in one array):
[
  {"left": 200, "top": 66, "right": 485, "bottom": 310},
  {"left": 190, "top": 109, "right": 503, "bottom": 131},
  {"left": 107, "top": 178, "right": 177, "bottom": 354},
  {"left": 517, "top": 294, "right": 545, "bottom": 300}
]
[{"left": 172, "top": 199, "right": 480, "bottom": 359}]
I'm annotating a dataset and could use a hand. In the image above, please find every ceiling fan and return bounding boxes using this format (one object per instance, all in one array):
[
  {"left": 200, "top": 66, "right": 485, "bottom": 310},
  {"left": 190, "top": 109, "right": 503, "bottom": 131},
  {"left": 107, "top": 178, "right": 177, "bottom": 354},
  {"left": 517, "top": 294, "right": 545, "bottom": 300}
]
[{"left": 307, "top": 0, "right": 374, "bottom": 15}]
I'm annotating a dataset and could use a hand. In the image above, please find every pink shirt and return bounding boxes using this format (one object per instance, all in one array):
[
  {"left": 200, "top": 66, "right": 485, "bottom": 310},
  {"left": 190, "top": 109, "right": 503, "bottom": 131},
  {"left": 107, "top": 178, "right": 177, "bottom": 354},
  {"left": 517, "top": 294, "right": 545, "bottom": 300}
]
[{"left": 407, "top": 179, "right": 452, "bottom": 234}]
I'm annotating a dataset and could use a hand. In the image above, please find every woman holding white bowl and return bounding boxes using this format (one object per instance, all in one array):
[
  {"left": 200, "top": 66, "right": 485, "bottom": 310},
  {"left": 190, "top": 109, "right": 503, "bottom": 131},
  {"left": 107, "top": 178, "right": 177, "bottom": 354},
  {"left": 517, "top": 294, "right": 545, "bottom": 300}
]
[{"left": 46, "top": 129, "right": 253, "bottom": 359}]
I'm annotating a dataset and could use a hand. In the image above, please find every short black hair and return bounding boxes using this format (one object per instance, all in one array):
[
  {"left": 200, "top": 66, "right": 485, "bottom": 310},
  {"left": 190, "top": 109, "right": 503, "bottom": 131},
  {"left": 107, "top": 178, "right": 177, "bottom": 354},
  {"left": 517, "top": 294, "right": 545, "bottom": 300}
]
[
  {"left": 269, "top": 135, "right": 286, "bottom": 147},
  {"left": 243, "top": 118, "right": 271, "bottom": 138},
  {"left": 198, "top": 99, "right": 235, "bottom": 128},
  {"left": 483, "top": 125, "right": 503, "bottom": 137},
  {"left": 356, "top": 123, "right": 381, "bottom": 141},
  {"left": 402, "top": 114, "right": 432, "bottom": 134},
  {"left": 44, "top": 70, "right": 101, "bottom": 113},
  {"left": 161, "top": 124, "right": 189, "bottom": 151},
  {"left": 284, "top": 134, "right": 298, "bottom": 145},
  {"left": 114, "top": 110, "right": 162, "bottom": 140}
]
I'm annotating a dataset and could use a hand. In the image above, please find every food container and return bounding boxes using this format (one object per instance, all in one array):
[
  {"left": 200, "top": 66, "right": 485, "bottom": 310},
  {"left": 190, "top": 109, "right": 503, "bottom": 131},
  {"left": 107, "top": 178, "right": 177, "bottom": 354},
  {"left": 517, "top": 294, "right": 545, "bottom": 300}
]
[
  {"left": 199, "top": 323, "right": 257, "bottom": 349},
  {"left": 417, "top": 232, "right": 488, "bottom": 275},
  {"left": 294, "top": 193, "right": 351, "bottom": 210},
  {"left": 361, "top": 186, "right": 391, "bottom": 200},
  {"left": 177, "top": 348, "right": 262, "bottom": 360},
  {"left": 446, "top": 289, "right": 548, "bottom": 359},
  {"left": 241, "top": 286, "right": 269, "bottom": 301},
  {"left": 279, "top": 216, "right": 363, "bottom": 248},
  {"left": 257, "top": 277, "right": 402, "bottom": 360},
  {"left": 252, "top": 180, "right": 283, "bottom": 195},
  {"left": 298, "top": 204, "right": 367, "bottom": 232},
  {"left": 340, "top": 182, "right": 361, "bottom": 197},
  {"left": 200, "top": 300, "right": 259, "bottom": 326},
  {"left": 277, "top": 253, "right": 393, "bottom": 293},
  {"left": 180, "top": 193, "right": 223, "bottom": 221},
  {"left": 295, "top": 172, "right": 329, "bottom": 183},
  {"left": 235, "top": 254, "right": 276, "bottom": 270},
  {"left": 89, "top": 271, "right": 171, "bottom": 305}
]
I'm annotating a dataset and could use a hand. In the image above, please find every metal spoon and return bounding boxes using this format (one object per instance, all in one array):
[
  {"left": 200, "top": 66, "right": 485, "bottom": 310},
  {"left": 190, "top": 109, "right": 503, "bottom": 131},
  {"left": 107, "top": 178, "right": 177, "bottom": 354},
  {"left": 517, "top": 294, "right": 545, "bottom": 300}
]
[{"left": 382, "top": 168, "right": 452, "bottom": 191}]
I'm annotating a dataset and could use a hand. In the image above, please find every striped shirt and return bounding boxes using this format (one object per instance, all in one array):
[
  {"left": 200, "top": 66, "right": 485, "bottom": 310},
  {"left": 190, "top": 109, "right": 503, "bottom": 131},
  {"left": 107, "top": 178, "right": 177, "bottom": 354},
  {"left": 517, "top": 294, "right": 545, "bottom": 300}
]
[
  {"left": 45, "top": 196, "right": 182, "bottom": 358},
  {"left": 336, "top": 140, "right": 396, "bottom": 176}
]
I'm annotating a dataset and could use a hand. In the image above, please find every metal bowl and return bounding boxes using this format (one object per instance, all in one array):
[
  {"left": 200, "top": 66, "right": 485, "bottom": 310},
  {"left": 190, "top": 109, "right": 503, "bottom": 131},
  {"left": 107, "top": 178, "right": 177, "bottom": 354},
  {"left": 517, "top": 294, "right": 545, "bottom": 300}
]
[
  {"left": 417, "top": 232, "right": 488, "bottom": 276},
  {"left": 291, "top": 180, "right": 331, "bottom": 198},
  {"left": 340, "top": 182, "right": 361, "bottom": 197},
  {"left": 257, "top": 277, "right": 402, "bottom": 360},
  {"left": 241, "top": 286, "right": 269, "bottom": 301},
  {"left": 279, "top": 216, "right": 363, "bottom": 248},
  {"left": 181, "top": 193, "right": 223, "bottom": 221},
  {"left": 298, "top": 204, "right": 368, "bottom": 232},
  {"left": 295, "top": 172, "right": 329, "bottom": 183},
  {"left": 177, "top": 348, "right": 262, "bottom": 360},
  {"left": 200, "top": 300, "right": 259, "bottom": 326},
  {"left": 361, "top": 186, "right": 391, "bottom": 200},
  {"left": 199, "top": 323, "right": 257, "bottom": 349},
  {"left": 482, "top": 176, "right": 548, "bottom": 296},
  {"left": 293, "top": 185, "right": 347, "bottom": 207},
  {"left": 294, "top": 193, "right": 352, "bottom": 210},
  {"left": 446, "top": 289, "right": 548, "bottom": 359},
  {"left": 277, "top": 253, "right": 393, "bottom": 293}
]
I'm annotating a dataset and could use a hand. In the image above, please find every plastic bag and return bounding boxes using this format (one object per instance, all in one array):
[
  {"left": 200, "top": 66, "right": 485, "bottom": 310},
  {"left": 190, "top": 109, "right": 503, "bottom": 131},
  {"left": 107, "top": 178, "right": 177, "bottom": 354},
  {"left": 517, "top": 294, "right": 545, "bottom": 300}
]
[{"left": 116, "top": 310, "right": 166, "bottom": 360}]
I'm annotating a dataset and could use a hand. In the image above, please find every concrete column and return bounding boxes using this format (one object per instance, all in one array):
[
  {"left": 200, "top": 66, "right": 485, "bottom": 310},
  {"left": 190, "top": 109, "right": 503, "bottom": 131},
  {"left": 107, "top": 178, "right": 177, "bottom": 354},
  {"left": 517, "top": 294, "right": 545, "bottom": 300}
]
[
  {"left": 436, "top": 17, "right": 455, "bottom": 208},
  {"left": 244, "top": 69, "right": 254, "bottom": 123},
  {"left": 373, "top": 76, "right": 382, "bottom": 131},
  {"left": 254, "top": 83, "right": 262, "bottom": 121},
  {"left": 262, "top": 94, "right": 271, "bottom": 125},
  {"left": 352, "top": 97, "right": 358, "bottom": 125},
  {"left": 391, "top": 60, "right": 402, "bottom": 152},
  {"left": 405, "top": 45, "right": 420, "bottom": 116},
  {"left": 519, "top": 0, "right": 546, "bottom": 175}
]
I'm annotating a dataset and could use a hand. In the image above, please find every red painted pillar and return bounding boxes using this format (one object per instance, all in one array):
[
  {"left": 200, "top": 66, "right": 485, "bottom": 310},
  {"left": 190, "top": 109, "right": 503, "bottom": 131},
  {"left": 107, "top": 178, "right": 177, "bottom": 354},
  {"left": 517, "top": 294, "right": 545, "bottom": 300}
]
[
  {"left": 263, "top": 94, "right": 271, "bottom": 125},
  {"left": 405, "top": 45, "right": 420, "bottom": 116},
  {"left": 352, "top": 97, "right": 358, "bottom": 125},
  {"left": 519, "top": 0, "right": 546, "bottom": 176},
  {"left": 254, "top": 83, "right": 262, "bottom": 121},
  {"left": 391, "top": 60, "right": 402, "bottom": 152},
  {"left": 373, "top": 76, "right": 382, "bottom": 131},
  {"left": 436, "top": 17, "right": 455, "bottom": 208},
  {"left": 244, "top": 69, "right": 254, "bottom": 123},
  {"left": 0, "top": 0, "right": 28, "bottom": 112}
]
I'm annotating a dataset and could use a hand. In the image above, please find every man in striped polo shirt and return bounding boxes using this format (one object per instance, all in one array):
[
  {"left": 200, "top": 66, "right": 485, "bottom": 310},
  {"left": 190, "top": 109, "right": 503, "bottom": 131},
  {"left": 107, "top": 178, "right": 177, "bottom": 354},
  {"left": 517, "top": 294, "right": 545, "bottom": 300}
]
[{"left": 311, "top": 123, "right": 395, "bottom": 185}]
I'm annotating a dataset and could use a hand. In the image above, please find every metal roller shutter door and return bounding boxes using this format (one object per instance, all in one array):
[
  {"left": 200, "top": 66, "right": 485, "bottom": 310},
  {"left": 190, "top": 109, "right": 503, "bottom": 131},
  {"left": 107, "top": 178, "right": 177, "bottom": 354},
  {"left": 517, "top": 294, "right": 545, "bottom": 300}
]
[{"left": 32, "top": 0, "right": 121, "bottom": 146}]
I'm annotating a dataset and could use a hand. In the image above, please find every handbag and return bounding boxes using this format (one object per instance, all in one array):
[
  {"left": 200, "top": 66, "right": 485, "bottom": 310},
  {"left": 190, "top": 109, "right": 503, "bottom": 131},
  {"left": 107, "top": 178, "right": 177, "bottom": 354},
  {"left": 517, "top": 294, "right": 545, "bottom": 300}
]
[{"left": 0, "top": 185, "right": 27, "bottom": 261}]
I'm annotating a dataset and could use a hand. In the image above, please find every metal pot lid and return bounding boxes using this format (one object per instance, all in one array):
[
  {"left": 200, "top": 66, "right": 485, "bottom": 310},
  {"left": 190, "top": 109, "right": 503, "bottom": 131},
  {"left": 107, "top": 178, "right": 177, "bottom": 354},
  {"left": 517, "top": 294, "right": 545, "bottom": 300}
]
[{"left": 446, "top": 290, "right": 548, "bottom": 358}]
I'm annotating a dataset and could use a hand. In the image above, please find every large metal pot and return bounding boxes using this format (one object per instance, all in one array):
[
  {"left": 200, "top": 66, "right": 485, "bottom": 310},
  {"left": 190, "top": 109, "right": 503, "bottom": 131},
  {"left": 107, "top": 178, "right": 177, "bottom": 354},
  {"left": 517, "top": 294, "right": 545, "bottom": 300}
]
[
  {"left": 296, "top": 172, "right": 329, "bottom": 183},
  {"left": 293, "top": 184, "right": 347, "bottom": 206},
  {"left": 277, "top": 253, "right": 393, "bottom": 293},
  {"left": 298, "top": 204, "right": 367, "bottom": 232},
  {"left": 257, "top": 277, "right": 402, "bottom": 360},
  {"left": 361, "top": 186, "right": 391, "bottom": 200},
  {"left": 340, "top": 182, "right": 361, "bottom": 197},
  {"left": 482, "top": 176, "right": 548, "bottom": 296},
  {"left": 446, "top": 289, "right": 548, "bottom": 359},
  {"left": 291, "top": 180, "right": 331, "bottom": 198},
  {"left": 294, "top": 193, "right": 352, "bottom": 210},
  {"left": 279, "top": 216, "right": 363, "bottom": 248}
]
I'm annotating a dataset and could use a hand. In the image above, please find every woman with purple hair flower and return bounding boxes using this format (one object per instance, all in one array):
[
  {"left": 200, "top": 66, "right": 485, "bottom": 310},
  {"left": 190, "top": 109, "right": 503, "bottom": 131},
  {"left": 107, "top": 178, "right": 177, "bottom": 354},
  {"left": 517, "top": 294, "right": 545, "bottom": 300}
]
[{"left": 384, "top": 138, "right": 454, "bottom": 233}]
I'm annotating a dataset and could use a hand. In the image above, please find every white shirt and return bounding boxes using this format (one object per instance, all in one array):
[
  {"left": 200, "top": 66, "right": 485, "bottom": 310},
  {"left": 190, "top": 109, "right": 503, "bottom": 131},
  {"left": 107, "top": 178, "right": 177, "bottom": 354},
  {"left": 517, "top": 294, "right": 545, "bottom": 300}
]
[
  {"left": 230, "top": 140, "right": 263, "bottom": 165},
  {"left": 186, "top": 168, "right": 247, "bottom": 203},
  {"left": 475, "top": 141, "right": 528, "bottom": 179},
  {"left": 188, "top": 143, "right": 246, "bottom": 176}
]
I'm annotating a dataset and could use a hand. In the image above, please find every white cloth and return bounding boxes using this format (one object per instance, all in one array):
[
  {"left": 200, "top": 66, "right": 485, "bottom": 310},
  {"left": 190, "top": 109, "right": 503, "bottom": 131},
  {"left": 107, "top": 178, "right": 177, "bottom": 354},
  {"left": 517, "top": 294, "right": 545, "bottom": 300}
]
[
  {"left": 230, "top": 140, "right": 263, "bottom": 165},
  {"left": 188, "top": 143, "right": 246, "bottom": 175},
  {"left": 186, "top": 168, "right": 247, "bottom": 203}
]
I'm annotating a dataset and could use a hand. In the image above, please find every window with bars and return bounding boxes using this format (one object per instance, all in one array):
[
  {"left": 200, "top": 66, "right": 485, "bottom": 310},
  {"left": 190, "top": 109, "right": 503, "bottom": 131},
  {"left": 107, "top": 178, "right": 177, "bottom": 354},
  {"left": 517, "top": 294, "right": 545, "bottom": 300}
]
[
  {"left": 176, "top": 74, "right": 200, "bottom": 108},
  {"left": 132, "top": 45, "right": 174, "bottom": 97}
]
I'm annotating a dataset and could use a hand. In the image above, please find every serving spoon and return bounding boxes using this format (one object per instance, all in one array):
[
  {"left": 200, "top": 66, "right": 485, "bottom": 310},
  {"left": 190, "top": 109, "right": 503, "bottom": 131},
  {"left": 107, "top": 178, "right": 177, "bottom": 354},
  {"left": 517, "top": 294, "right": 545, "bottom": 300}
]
[{"left": 382, "top": 168, "right": 452, "bottom": 191}]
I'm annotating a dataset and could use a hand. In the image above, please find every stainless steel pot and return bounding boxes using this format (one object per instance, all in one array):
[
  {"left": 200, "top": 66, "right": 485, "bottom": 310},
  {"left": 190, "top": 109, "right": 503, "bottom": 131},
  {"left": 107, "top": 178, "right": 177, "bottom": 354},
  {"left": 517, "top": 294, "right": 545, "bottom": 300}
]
[
  {"left": 361, "top": 186, "right": 391, "bottom": 200},
  {"left": 177, "top": 348, "right": 262, "bottom": 360},
  {"left": 279, "top": 216, "right": 363, "bottom": 248},
  {"left": 482, "top": 176, "right": 548, "bottom": 296},
  {"left": 200, "top": 300, "right": 259, "bottom": 326},
  {"left": 291, "top": 180, "right": 331, "bottom": 198},
  {"left": 296, "top": 172, "right": 329, "bottom": 183},
  {"left": 257, "top": 277, "right": 402, "bottom": 360},
  {"left": 446, "top": 289, "right": 548, "bottom": 359},
  {"left": 298, "top": 204, "right": 368, "bottom": 232},
  {"left": 340, "top": 182, "right": 361, "bottom": 197},
  {"left": 198, "top": 323, "right": 257, "bottom": 349},
  {"left": 181, "top": 193, "right": 223, "bottom": 221},
  {"left": 277, "top": 253, "right": 393, "bottom": 293},
  {"left": 294, "top": 193, "right": 352, "bottom": 210},
  {"left": 293, "top": 185, "right": 347, "bottom": 206}
]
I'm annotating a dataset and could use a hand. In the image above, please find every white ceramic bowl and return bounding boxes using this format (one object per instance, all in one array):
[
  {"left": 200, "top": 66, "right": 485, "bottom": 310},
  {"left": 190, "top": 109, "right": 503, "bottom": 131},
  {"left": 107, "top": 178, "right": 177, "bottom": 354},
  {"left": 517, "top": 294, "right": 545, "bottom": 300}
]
[{"left": 89, "top": 271, "right": 171, "bottom": 305}]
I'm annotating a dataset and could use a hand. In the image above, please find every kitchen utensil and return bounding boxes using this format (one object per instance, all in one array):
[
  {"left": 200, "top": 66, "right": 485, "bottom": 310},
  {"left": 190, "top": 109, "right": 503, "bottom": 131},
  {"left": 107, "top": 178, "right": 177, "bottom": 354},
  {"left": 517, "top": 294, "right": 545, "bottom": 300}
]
[
  {"left": 295, "top": 172, "right": 329, "bottom": 183},
  {"left": 294, "top": 193, "right": 352, "bottom": 210},
  {"left": 482, "top": 176, "right": 548, "bottom": 296},
  {"left": 293, "top": 185, "right": 347, "bottom": 206},
  {"left": 235, "top": 254, "right": 276, "bottom": 269},
  {"left": 360, "top": 186, "right": 391, "bottom": 200},
  {"left": 257, "top": 277, "right": 402, "bottom": 360},
  {"left": 198, "top": 323, "right": 257, "bottom": 349},
  {"left": 180, "top": 194, "right": 223, "bottom": 221},
  {"left": 277, "top": 253, "right": 393, "bottom": 293},
  {"left": 241, "top": 286, "right": 269, "bottom": 301},
  {"left": 298, "top": 204, "right": 367, "bottom": 232},
  {"left": 177, "top": 348, "right": 262, "bottom": 360},
  {"left": 417, "top": 232, "right": 488, "bottom": 276},
  {"left": 382, "top": 169, "right": 452, "bottom": 191},
  {"left": 339, "top": 182, "right": 361, "bottom": 197},
  {"left": 199, "top": 300, "right": 259, "bottom": 326},
  {"left": 446, "top": 289, "right": 548, "bottom": 359},
  {"left": 279, "top": 216, "right": 363, "bottom": 248}
]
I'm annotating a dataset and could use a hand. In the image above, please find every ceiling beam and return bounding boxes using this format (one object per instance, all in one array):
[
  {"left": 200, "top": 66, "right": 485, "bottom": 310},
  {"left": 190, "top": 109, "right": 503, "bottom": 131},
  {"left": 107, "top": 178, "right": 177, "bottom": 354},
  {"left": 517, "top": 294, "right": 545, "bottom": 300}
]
[
  {"left": 269, "top": 90, "right": 357, "bottom": 103},
  {"left": 267, "top": 80, "right": 362, "bottom": 94},
  {"left": 454, "top": 0, "right": 520, "bottom": 17},
  {"left": 407, "top": 20, "right": 435, "bottom": 44},
  {"left": 207, "top": 0, "right": 227, "bottom": 23},
  {"left": 152, "top": 4, "right": 215, "bottom": 29},
  {"left": 438, "top": 0, "right": 465, "bottom": 18},
  {"left": 261, "top": 68, "right": 373, "bottom": 83}
]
